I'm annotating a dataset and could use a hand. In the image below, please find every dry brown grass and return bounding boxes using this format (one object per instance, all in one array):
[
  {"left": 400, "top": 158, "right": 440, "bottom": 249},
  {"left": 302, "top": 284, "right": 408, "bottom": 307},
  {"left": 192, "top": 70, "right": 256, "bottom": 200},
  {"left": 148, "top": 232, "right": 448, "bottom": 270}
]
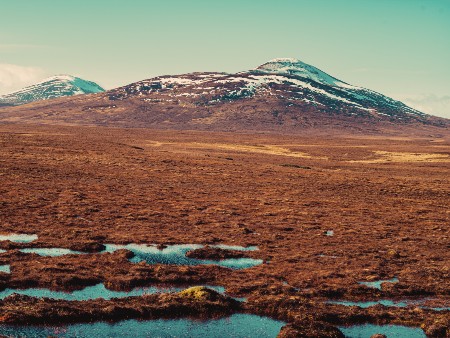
[
  {"left": 146, "top": 141, "right": 327, "bottom": 159},
  {"left": 0, "top": 124, "right": 449, "bottom": 326},
  {"left": 350, "top": 150, "right": 450, "bottom": 163}
]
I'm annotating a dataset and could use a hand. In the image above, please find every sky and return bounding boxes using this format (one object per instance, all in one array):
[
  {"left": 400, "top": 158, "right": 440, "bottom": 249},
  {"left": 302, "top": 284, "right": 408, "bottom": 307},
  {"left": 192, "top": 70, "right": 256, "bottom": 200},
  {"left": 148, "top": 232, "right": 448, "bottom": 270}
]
[{"left": 0, "top": 0, "right": 449, "bottom": 117}]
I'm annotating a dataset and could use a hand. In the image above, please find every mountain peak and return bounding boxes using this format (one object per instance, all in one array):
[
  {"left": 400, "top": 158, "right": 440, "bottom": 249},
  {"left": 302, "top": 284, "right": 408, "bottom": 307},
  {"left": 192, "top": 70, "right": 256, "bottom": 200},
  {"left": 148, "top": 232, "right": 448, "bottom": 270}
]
[
  {"left": 39, "top": 74, "right": 77, "bottom": 83},
  {"left": 0, "top": 75, "right": 104, "bottom": 106},
  {"left": 266, "top": 57, "right": 301, "bottom": 63},
  {"left": 256, "top": 58, "right": 354, "bottom": 88}
]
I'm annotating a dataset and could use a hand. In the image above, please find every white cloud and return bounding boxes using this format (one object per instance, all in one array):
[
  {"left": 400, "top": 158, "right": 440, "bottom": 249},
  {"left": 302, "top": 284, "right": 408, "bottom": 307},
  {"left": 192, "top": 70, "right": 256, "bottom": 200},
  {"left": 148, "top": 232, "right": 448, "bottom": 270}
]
[
  {"left": 0, "top": 63, "right": 46, "bottom": 95},
  {"left": 399, "top": 94, "right": 450, "bottom": 119}
]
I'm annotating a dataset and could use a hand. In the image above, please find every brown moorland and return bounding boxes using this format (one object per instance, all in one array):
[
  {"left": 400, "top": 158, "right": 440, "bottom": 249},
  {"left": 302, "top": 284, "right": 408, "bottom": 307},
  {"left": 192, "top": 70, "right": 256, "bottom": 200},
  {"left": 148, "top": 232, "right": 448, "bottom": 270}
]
[{"left": 0, "top": 123, "right": 449, "bottom": 336}]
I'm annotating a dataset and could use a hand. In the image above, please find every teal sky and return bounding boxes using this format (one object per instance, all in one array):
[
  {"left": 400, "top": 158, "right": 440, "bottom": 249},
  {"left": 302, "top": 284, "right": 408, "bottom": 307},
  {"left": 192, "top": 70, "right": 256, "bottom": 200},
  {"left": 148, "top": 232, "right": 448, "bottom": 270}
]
[{"left": 1, "top": 0, "right": 449, "bottom": 117}]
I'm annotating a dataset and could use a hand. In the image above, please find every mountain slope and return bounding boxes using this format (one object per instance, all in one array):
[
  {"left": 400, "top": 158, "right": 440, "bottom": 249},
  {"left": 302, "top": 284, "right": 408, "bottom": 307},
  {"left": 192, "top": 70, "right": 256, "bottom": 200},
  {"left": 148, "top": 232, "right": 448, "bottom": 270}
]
[
  {"left": 0, "top": 59, "right": 447, "bottom": 133},
  {"left": 0, "top": 75, "right": 104, "bottom": 105}
]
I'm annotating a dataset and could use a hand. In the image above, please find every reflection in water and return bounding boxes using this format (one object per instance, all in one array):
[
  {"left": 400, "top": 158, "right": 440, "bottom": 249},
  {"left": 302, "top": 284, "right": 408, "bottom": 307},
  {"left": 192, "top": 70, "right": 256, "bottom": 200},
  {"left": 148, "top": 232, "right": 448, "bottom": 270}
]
[
  {"left": 0, "top": 234, "right": 38, "bottom": 243},
  {"left": 0, "top": 283, "right": 182, "bottom": 301},
  {"left": 328, "top": 299, "right": 449, "bottom": 311},
  {"left": 0, "top": 314, "right": 285, "bottom": 338},
  {"left": 339, "top": 324, "right": 426, "bottom": 338},
  {"left": 0, "top": 284, "right": 230, "bottom": 301},
  {"left": 103, "top": 244, "right": 263, "bottom": 269},
  {"left": 0, "top": 265, "right": 10, "bottom": 274},
  {"left": 358, "top": 277, "right": 399, "bottom": 290},
  {"left": 19, "top": 248, "right": 84, "bottom": 257}
]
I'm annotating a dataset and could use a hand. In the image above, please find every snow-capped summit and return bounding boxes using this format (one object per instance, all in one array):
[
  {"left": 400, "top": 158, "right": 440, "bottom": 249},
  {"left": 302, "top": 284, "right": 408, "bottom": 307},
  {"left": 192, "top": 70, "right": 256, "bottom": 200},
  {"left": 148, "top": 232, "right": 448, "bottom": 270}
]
[
  {"left": 0, "top": 75, "right": 104, "bottom": 105},
  {"left": 1, "top": 58, "right": 445, "bottom": 131},
  {"left": 104, "top": 57, "right": 427, "bottom": 125},
  {"left": 255, "top": 58, "right": 354, "bottom": 88},
  {"left": 39, "top": 75, "right": 78, "bottom": 83}
]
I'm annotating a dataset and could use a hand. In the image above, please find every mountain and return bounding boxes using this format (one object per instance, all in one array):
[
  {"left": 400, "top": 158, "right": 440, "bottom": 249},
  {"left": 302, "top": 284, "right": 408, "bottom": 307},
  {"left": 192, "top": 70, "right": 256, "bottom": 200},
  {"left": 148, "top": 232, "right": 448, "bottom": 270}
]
[
  {"left": 0, "top": 59, "right": 447, "bottom": 133},
  {"left": 0, "top": 75, "right": 104, "bottom": 105},
  {"left": 107, "top": 57, "right": 424, "bottom": 120}
]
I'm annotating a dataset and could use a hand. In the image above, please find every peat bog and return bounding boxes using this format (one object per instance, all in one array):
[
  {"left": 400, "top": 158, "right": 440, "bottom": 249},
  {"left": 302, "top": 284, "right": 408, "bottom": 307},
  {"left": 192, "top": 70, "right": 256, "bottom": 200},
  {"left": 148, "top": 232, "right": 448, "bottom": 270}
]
[{"left": 0, "top": 124, "right": 449, "bottom": 337}]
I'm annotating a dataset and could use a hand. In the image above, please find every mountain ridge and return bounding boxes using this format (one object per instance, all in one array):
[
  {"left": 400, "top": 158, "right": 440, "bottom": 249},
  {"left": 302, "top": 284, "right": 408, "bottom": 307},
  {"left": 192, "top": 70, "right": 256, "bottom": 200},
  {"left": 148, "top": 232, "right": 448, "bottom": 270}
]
[{"left": 0, "top": 58, "right": 448, "bottom": 133}]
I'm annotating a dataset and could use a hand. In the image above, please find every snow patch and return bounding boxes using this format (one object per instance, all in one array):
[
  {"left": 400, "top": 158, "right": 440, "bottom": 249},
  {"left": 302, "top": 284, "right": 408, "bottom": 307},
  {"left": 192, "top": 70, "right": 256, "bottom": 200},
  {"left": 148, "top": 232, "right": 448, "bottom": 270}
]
[{"left": 256, "top": 58, "right": 356, "bottom": 89}]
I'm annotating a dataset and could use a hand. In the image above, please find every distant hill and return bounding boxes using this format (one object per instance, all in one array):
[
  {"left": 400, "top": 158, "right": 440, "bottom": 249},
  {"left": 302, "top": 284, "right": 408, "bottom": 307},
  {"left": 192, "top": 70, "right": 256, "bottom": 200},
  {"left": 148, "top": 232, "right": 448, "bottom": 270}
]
[
  {"left": 0, "top": 75, "right": 104, "bottom": 105},
  {"left": 0, "top": 59, "right": 448, "bottom": 133}
]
